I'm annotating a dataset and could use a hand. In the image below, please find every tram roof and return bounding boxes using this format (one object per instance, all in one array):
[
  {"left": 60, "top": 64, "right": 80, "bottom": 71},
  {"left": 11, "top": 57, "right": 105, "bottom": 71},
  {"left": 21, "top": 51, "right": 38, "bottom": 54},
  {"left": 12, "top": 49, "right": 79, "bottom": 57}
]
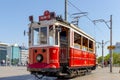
[
  {"left": 55, "top": 20, "right": 95, "bottom": 41},
  {"left": 29, "top": 19, "right": 95, "bottom": 42}
]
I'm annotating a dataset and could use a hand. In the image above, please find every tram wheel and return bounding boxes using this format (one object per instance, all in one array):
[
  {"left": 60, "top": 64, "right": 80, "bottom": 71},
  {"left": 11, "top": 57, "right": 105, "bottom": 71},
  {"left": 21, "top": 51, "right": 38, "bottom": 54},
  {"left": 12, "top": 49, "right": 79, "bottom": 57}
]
[{"left": 34, "top": 74, "right": 43, "bottom": 79}]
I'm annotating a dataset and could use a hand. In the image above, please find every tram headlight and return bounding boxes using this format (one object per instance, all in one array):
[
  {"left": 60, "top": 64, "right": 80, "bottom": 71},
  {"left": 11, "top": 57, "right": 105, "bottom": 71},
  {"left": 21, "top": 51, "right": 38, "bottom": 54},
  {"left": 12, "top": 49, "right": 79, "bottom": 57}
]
[
  {"left": 36, "top": 54, "right": 43, "bottom": 62},
  {"left": 42, "top": 49, "right": 46, "bottom": 53}
]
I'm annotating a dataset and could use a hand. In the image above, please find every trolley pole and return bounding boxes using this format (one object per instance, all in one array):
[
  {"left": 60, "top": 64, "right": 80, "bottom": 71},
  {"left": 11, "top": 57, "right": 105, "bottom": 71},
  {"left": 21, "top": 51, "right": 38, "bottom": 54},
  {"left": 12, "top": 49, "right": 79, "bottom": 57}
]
[{"left": 65, "top": 0, "right": 68, "bottom": 21}]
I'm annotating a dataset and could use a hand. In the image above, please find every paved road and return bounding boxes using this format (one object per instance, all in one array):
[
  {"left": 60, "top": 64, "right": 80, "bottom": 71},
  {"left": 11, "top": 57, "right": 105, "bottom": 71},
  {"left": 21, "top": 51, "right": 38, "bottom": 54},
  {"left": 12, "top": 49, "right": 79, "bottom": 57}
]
[
  {"left": 75, "top": 67, "right": 120, "bottom": 80},
  {"left": 0, "top": 66, "right": 120, "bottom": 80}
]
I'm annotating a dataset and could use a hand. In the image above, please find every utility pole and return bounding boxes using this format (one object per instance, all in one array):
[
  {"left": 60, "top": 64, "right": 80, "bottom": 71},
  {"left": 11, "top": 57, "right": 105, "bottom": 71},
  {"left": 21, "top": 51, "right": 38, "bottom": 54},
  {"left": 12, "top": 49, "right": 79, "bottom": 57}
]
[
  {"left": 65, "top": 0, "right": 68, "bottom": 21},
  {"left": 110, "top": 15, "right": 113, "bottom": 72},
  {"left": 93, "top": 15, "right": 113, "bottom": 72},
  {"left": 102, "top": 40, "right": 104, "bottom": 68},
  {"left": 96, "top": 40, "right": 109, "bottom": 68}
]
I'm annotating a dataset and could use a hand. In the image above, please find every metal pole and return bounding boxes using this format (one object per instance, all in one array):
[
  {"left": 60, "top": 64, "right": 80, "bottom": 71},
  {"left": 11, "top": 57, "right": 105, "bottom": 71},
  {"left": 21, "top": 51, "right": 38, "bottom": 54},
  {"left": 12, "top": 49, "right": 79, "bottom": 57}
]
[
  {"left": 110, "top": 15, "right": 113, "bottom": 72},
  {"left": 19, "top": 49, "right": 21, "bottom": 66},
  {"left": 12, "top": 46, "right": 13, "bottom": 65},
  {"left": 65, "top": 0, "right": 68, "bottom": 21},
  {"left": 95, "top": 42, "right": 97, "bottom": 57},
  {"left": 6, "top": 55, "right": 7, "bottom": 66},
  {"left": 102, "top": 40, "right": 104, "bottom": 68}
]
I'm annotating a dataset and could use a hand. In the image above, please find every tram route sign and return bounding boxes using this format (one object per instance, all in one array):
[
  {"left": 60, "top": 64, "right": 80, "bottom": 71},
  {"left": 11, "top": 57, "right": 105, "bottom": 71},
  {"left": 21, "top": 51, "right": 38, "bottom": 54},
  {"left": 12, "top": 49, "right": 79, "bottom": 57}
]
[{"left": 107, "top": 46, "right": 115, "bottom": 50}]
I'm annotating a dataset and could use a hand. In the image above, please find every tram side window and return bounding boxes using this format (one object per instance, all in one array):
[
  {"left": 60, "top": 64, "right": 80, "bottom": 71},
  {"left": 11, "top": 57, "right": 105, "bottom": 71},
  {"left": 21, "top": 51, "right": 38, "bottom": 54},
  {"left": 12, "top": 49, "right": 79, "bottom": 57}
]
[
  {"left": 74, "top": 32, "right": 81, "bottom": 49},
  {"left": 89, "top": 40, "right": 93, "bottom": 52},
  {"left": 33, "top": 28, "right": 39, "bottom": 45},
  {"left": 49, "top": 25, "right": 55, "bottom": 45},
  {"left": 40, "top": 27, "right": 47, "bottom": 45},
  {"left": 82, "top": 37, "right": 88, "bottom": 51}
]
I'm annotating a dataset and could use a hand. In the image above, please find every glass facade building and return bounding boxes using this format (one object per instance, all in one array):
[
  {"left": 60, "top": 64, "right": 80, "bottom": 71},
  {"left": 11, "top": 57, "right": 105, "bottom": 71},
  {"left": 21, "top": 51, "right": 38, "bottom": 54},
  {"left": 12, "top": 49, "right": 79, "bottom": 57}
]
[
  {"left": 0, "top": 43, "right": 8, "bottom": 65},
  {"left": 0, "top": 42, "right": 28, "bottom": 66},
  {"left": 7, "top": 44, "right": 20, "bottom": 65}
]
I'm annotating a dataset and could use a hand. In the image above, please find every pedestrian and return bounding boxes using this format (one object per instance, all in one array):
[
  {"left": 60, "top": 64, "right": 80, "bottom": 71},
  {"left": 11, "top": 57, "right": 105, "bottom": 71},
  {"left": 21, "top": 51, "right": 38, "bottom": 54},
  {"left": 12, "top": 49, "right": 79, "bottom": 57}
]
[
  {"left": 107, "top": 60, "right": 110, "bottom": 67},
  {"left": 1, "top": 60, "right": 3, "bottom": 66},
  {"left": 2, "top": 60, "right": 5, "bottom": 66}
]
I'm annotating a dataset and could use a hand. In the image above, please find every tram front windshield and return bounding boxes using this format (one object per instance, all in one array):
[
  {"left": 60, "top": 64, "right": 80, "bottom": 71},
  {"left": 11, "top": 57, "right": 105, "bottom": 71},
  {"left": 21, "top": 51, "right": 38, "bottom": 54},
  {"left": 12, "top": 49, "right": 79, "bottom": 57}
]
[{"left": 31, "top": 26, "right": 58, "bottom": 46}]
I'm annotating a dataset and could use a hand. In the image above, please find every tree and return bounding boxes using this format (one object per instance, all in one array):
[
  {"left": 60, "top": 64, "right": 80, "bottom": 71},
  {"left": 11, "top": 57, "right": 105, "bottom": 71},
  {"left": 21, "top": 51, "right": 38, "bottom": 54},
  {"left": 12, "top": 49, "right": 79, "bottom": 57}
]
[
  {"left": 104, "top": 54, "right": 110, "bottom": 62},
  {"left": 97, "top": 53, "right": 120, "bottom": 66},
  {"left": 97, "top": 56, "right": 102, "bottom": 64},
  {"left": 112, "top": 53, "right": 120, "bottom": 64}
]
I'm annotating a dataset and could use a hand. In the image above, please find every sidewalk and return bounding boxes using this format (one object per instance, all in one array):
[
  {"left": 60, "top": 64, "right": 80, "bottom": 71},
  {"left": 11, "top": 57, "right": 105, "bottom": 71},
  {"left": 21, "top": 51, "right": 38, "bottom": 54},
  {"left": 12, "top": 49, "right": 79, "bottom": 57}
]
[
  {"left": 0, "top": 66, "right": 120, "bottom": 80},
  {"left": 0, "top": 66, "right": 29, "bottom": 78},
  {"left": 74, "top": 67, "right": 120, "bottom": 80}
]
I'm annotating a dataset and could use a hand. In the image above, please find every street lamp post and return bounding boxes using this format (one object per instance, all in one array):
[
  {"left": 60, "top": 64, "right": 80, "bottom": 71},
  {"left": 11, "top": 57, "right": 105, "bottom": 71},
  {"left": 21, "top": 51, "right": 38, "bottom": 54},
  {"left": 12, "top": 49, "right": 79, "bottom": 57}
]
[
  {"left": 109, "top": 15, "right": 113, "bottom": 72},
  {"left": 102, "top": 40, "right": 104, "bottom": 68},
  {"left": 96, "top": 40, "right": 109, "bottom": 68},
  {"left": 6, "top": 54, "right": 8, "bottom": 66},
  {"left": 93, "top": 15, "right": 113, "bottom": 72}
]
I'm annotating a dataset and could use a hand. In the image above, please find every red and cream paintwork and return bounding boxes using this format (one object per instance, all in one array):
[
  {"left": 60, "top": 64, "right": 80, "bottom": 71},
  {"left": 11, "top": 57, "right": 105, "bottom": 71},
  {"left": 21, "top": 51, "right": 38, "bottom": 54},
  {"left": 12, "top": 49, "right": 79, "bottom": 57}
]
[
  {"left": 28, "top": 46, "right": 60, "bottom": 69},
  {"left": 27, "top": 10, "right": 96, "bottom": 76},
  {"left": 28, "top": 46, "right": 96, "bottom": 70},
  {"left": 69, "top": 48, "right": 96, "bottom": 67}
]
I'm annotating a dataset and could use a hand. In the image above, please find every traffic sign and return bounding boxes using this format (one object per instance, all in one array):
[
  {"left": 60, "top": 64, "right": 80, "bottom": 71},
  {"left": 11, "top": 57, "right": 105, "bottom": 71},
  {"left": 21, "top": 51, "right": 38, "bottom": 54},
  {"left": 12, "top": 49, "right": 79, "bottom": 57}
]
[{"left": 107, "top": 46, "right": 115, "bottom": 50}]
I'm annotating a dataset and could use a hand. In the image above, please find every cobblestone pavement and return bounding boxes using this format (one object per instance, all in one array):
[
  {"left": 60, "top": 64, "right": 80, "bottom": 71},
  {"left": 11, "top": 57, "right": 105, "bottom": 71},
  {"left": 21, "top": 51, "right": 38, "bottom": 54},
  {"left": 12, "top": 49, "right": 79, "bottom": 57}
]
[{"left": 0, "top": 66, "right": 120, "bottom": 80}]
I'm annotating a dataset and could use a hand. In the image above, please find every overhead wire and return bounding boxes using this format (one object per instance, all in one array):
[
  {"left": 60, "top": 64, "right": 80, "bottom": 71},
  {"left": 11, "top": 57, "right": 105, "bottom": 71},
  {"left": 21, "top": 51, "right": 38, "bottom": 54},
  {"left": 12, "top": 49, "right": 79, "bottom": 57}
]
[
  {"left": 68, "top": 0, "right": 94, "bottom": 24},
  {"left": 68, "top": 0, "right": 96, "bottom": 38},
  {"left": 68, "top": 0, "right": 106, "bottom": 40}
]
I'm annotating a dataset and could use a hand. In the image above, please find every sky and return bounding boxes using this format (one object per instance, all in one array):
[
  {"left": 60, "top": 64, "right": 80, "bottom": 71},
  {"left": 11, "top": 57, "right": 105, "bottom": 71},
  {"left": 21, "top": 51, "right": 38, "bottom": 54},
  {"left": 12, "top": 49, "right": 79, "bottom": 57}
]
[{"left": 0, "top": 0, "right": 120, "bottom": 56}]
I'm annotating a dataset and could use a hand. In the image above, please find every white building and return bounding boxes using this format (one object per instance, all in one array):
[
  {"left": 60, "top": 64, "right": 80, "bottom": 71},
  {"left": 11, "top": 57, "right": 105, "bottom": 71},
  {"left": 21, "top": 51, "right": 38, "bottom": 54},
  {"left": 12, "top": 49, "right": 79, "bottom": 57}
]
[
  {"left": 113, "top": 42, "right": 120, "bottom": 53},
  {"left": 19, "top": 47, "right": 28, "bottom": 66}
]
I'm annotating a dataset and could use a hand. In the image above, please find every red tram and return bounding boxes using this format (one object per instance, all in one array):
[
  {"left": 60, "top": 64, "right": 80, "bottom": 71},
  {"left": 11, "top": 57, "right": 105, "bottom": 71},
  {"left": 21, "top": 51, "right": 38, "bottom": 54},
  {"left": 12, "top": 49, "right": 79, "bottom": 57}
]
[{"left": 27, "top": 10, "right": 96, "bottom": 78}]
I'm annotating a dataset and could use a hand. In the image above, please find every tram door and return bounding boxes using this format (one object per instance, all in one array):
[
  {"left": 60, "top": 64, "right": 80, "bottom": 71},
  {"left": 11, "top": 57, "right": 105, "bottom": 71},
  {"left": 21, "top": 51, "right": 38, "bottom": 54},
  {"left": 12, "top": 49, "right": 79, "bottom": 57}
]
[{"left": 59, "top": 27, "right": 70, "bottom": 66}]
